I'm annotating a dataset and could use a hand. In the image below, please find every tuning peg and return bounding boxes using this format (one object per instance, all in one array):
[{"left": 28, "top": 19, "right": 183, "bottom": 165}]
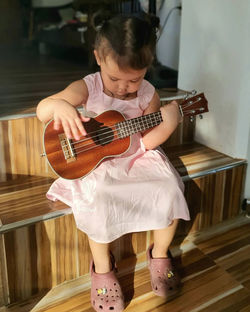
[
  {"left": 199, "top": 114, "right": 203, "bottom": 119},
  {"left": 191, "top": 90, "right": 197, "bottom": 95},
  {"left": 40, "top": 153, "right": 46, "bottom": 157},
  {"left": 190, "top": 116, "right": 195, "bottom": 122}
]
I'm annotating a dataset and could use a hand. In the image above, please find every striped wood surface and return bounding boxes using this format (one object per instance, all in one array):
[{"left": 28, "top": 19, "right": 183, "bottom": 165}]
[
  {"left": 0, "top": 160, "right": 246, "bottom": 305},
  {"left": 0, "top": 142, "right": 246, "bottom": 228},
  {"left": 1, "top": 220, "right": 249, "bottom": 312}
]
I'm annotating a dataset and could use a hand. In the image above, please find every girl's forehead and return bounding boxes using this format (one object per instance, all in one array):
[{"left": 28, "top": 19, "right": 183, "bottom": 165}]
[{"left": 102, "top": 55, "right": 147, "bottom": 79}]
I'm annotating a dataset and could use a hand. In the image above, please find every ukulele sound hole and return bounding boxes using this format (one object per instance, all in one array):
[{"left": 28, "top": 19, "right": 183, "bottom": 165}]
[{"left": 95, "top": 126, "right": 114, "bottom": 146}]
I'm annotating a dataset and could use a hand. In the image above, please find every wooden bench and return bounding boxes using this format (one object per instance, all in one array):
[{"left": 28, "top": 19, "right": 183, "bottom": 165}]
[{"left": 0, "top": 93, "right": 247, "bottom": 306}]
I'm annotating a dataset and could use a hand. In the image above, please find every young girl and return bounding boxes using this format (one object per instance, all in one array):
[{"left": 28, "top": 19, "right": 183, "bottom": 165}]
[{"left": 37, "top": 14, "right": 190, "bottom": 312}]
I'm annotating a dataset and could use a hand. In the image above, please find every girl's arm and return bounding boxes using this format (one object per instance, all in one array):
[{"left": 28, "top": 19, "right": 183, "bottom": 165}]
[
  {"left": 36, "top": 79, "right": 89, "bottom": 140},
  {"left": 142, "top": 91, "right": 182, "bottom": 150}
]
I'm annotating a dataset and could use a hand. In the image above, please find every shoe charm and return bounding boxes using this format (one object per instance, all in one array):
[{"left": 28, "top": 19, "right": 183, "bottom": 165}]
[
  {"left": 97, "top": 288, "right": 107, "bottom": 295},
  {"left": 167, "top": 271, "right": 174, "bottom": 278}
]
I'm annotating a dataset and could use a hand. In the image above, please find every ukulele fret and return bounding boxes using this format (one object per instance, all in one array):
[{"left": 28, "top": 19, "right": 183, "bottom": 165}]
[
  {"left": 116, "top": 111, "right": 163, "bottom": 138},
  {"left": 59, "top": 133, "right": 76, "bottom": 163}
]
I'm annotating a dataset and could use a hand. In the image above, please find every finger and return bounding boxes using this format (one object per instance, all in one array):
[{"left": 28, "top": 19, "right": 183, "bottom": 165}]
[
  {"left": 53, "top": 118, "right": 62, "bottom": 130},
  {"left": 80, "top": 115, "right": 90, "bottom": 122},
  {"left": 62, "top": 120, "right": 73, "bottom": 139},
  {"left": 75, "top": 118, "right": 87, "bottom": 136},
  {"left": 68, "top": 119, "right": 82, "bottom": 140}
]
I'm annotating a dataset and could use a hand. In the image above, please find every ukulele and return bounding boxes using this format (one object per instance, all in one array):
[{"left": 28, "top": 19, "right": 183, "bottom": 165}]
[{"left": 43, "top": 93, "right": 208, "bottom": 180}]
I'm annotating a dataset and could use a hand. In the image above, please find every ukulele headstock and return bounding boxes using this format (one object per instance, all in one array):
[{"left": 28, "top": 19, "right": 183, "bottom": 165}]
[{"left": 179, "top": 93, "right": 209, "bottom": 120}]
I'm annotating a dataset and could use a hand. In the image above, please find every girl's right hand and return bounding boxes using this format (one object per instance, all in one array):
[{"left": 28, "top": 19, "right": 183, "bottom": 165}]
[{"left": 52, "top": 99, "right": 90, "bottom": 140}]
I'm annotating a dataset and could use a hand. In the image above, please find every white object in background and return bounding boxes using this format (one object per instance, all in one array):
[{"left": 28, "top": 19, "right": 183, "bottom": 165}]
[
  {"left": 32, "top": 0, "right": 73, "bottom": 8},
  {"left": 78, "top": 27, "right": 87, "bottom": 44},
  {"left": 156, "top": 0, "right": 182, "bottom": 70},
  {"left": 139, "top": 0, "right": 164, "bottom": 13}
]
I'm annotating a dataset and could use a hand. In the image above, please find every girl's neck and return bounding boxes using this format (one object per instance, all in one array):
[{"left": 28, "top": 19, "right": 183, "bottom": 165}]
[{"left": 103, "top": 87, "right": 137, "bottom": 100}]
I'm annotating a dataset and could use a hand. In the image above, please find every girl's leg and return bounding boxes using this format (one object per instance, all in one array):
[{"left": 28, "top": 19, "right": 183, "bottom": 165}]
[
  {"left": 88, "top": 237, "right": 112, "bottom": 273},
  {"left": 152, "top": 219, "right": 179, "bottom": 258},
  {"left": 148, "top": 219, "right": 180, "bottom": 298},
  {"left": 89, "top": 237, "right": 125, "bottom": 311}
]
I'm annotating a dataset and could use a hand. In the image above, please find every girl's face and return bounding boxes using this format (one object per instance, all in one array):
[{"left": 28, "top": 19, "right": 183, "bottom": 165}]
[{"left": 94, "top": 50, "right": 147, "bottom": 99}]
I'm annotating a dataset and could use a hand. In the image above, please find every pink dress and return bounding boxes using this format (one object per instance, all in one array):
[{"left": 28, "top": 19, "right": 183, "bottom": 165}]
[{"left": 47, "top": 72, "right": 190, "bottom": 243}]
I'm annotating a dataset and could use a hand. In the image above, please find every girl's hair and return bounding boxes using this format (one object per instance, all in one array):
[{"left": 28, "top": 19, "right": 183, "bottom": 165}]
[{"left": 94, "top": 14, "right": 159, "bottom": 70}]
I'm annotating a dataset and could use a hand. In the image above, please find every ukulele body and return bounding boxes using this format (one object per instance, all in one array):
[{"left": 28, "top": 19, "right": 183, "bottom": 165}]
[{"left": 43, "top": 110, "right": 131, "bottom": 180}]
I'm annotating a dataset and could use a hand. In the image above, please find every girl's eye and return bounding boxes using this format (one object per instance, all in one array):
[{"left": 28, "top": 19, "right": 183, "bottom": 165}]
[
  {"left": 110, "top": 77, "right": 118, "bottom": 81},
  {"left": 130, "top": 77, "right": 142, "bottom": 83}
]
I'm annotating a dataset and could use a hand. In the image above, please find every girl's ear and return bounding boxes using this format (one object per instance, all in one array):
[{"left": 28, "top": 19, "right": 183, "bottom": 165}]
[{"left": 94, "top": 50, "right": 101, "bottom": 66}]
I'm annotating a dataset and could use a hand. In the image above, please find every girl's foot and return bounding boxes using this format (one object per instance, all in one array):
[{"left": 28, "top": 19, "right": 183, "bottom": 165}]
[
  {"left": 90, "top": 254, "right": 125, "bottom": 312},
  {"left": 147, "top": 244, "right": 180, "bottom": 298}
]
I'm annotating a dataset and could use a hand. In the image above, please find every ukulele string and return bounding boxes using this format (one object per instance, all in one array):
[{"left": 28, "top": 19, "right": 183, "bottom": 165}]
[
  {"left": 73, "top": 130, "right": 117, "bottom": 153},
  {"left": 61, "top": 112, "right": 162, "bottom": 150},
  {"left": 60, "top": 112, "right": 165, "bottom": 155},
  {"left": 73, "top": 133, "right": 123, "bottom": 155},
  {"left": 61, "top": 124, "right": 118, "bottom": 152},
  {"left": 74, "top": 124, "right": 118, "bottom": 144},
  {"left": 72, "top": 114, "right": 160, "bottom": 152},
  {"left": 181, "top": 97, "right": 201, "bottom": 109},
  {"left": 73, "top": 115, "right": 160, "bottom": 155},
  {"left": 61, "top": 101, "right": 202, "bottom": 155}
]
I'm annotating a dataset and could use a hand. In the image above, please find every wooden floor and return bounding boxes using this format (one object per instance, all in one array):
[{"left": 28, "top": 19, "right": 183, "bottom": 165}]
[
  {"left": 0, "top": 46, "right": 90, "bottom": 118},
  {"left": 0, "top": 45, "right": 183, "bottom": 119},
  {"left": 1, "top": 219, "right": 250, "bottom": 312}
]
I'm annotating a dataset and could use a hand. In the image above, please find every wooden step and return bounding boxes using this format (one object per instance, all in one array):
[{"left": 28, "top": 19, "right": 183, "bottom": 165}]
[
  {"left": 0, "top": 138, "right": 246, "bottom": 307},
  {"left": 1, "top": 219, "right": 250, "bottom": 312},
  {"left": 0, "top": 176, "right": 70, "bottom": 232},
  {"left": 0, "top": 142, "right": 246, "bottom": 233}
]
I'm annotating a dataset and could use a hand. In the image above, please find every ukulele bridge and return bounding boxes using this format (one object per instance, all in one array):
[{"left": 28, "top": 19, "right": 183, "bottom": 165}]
[{"left": 59, "top": 133, "right": 76, "bottom": 163}]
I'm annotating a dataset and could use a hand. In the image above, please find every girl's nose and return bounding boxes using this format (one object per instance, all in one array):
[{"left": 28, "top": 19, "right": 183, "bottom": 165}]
[{"left": 118, "top": 82, "right": 128, "bottom": 92}]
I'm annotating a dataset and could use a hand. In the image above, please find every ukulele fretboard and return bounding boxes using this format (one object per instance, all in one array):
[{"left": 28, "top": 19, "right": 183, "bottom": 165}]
[{"left": 116, "top": 111, "right": 163, "bottom": 138}]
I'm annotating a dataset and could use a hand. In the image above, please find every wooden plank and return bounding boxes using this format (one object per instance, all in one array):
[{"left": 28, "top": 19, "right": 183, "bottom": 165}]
[
  {"left": 176, "top": 164, "right": 246, "bottom": 237},
  {"left": 4, "top": 227, "right": 35, "bottom": 302},
  {"left": 0, "top": 118, "right": 57, "bottom": 179},
  {"left": 36, "top": 222, "right": 52, "bottom": 291},
  {"left": 54, "top": 215, "right": 78, "bottom": 284},
  {"left": 0, "top": 234, "right": 8, "bottom": 306},
  {"left": 77, "top": 229, "right": 92, "bottom": 277}
]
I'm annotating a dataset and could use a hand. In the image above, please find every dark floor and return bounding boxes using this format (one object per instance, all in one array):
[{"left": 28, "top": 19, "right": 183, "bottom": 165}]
[{"left": 0, "top": 44, "right": 91, "bottom": 118}]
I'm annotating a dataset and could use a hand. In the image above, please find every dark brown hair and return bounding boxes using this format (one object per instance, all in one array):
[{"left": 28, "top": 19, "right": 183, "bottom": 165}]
[{"left": 94, "top": 15, "right": 158, "bottom": 70}]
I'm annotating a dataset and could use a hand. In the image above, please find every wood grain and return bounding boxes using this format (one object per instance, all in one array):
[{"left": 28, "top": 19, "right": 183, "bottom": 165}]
[
  {"left": 0, "top": 143, "right": 246, "bottom": 228},
  {"left": 0, "top": 234, "right": 8, "bottom": 306},
  {"left": 2, "top": 222, "right": 249, "bottom": 312}
]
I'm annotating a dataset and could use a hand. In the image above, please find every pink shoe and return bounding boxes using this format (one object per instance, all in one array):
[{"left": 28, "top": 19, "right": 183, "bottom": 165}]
[
  {"left": 147, "top": 244, "right": 180, "bottom": 298},
  {"left": 90, "top": 254, "right": 125, "bottom": 312}
]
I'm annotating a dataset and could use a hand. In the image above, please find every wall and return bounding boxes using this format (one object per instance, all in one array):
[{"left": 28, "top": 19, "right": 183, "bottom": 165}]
[
  {"left": 178, "top": 0, "right": 250, "bottom": 198},
  {"left": 156, "top": 0, "right": 182, "bottom": 70}
]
